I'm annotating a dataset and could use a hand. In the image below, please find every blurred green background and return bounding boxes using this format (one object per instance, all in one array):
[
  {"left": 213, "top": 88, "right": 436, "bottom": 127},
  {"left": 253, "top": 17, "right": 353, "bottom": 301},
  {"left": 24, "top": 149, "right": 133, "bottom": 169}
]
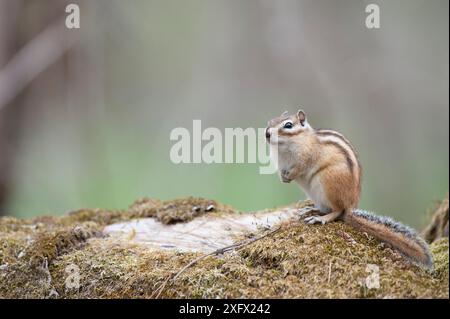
[{"left": 0, "top": 0, "right": 448, "bottom": 229}]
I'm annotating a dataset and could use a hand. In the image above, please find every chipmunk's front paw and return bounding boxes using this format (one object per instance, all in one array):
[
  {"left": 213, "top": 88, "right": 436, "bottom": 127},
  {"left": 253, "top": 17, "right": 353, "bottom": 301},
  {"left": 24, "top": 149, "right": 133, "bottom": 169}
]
[
  {"left": 304, "top": 216, "right": 327, "bottom": 225},
  {"left": 297, "top": 206, "right": 321, "bottom": 219},
  {"left": 280, "top": 169, "right": 293, "bottom": 183}
]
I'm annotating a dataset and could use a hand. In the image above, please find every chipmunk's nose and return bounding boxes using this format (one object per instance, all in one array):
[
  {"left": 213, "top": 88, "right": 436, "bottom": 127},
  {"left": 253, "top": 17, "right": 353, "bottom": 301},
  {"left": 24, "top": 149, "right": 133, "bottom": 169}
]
[{"left": 265, "top": 127, "right": 271, "bottom": 141}]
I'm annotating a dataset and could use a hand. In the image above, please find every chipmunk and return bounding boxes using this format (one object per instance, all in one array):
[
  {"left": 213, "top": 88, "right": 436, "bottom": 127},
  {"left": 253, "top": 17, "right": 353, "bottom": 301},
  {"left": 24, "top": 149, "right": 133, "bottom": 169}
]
[{"left": 265, "top": 109, "right": 433, "bottom": 269}]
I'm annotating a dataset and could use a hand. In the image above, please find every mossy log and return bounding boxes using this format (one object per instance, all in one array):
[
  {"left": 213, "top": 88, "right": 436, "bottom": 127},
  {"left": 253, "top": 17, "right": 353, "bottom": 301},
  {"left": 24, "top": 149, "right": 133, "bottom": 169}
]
[{"left": 0, "top": 197, "right": 448, "bottom": 298}]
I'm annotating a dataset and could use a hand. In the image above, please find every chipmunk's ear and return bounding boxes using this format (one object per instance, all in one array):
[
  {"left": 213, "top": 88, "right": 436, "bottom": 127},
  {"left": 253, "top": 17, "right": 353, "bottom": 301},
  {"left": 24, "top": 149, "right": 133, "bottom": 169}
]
[
  {"left": 281, "top": 110, "right": 289, "bottom": 117},
  {"left": 297, "top": 110, "right": 307, "bottom": 126}
]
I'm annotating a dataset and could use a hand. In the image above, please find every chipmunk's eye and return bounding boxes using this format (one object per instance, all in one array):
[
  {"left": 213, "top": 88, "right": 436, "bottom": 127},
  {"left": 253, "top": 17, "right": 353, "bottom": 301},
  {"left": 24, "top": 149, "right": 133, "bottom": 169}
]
[{"left": 283, "top": 122, "right": 293, "bottom": 129}]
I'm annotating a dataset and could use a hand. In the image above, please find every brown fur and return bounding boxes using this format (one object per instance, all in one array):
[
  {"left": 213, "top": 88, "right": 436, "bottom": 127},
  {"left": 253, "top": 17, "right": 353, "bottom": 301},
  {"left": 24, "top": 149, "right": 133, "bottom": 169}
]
[
  {"left": 311, "top": 138, "right": 360, "bottom": 211},
  {"left": 320, "top": 140, "right": 355, "bottom": 173},
  {"left": 316, "top": 129, "right": 362, "bottom": 193}
]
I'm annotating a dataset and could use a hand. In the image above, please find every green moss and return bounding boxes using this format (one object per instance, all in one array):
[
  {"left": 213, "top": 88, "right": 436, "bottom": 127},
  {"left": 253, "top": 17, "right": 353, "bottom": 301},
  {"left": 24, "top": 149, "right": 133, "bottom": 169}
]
[
  {"left": 56, "top": 197, "right": 237, "bottom": 227},
  {"left": 0, "top": 198, "right": 448, "bottom": 298},
  {"left": 25, "top": 222, "right": 102, "bottom": 267},
  {"left": 430, "top": 238, "right": 449, "bottom": 282}
]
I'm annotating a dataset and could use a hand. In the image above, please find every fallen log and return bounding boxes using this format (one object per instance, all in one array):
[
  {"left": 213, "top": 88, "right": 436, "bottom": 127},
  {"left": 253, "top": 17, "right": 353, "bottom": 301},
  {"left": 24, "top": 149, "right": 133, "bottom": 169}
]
[{"left": 0, "top": 197, "right": 448, "bottom": 298}]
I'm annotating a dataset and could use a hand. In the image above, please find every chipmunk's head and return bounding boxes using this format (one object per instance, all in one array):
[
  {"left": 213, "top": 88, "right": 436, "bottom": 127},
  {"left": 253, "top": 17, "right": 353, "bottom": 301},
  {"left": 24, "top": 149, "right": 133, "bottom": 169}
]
[{"left": 265, "top": 109, "right": 312, "bottom": 145}]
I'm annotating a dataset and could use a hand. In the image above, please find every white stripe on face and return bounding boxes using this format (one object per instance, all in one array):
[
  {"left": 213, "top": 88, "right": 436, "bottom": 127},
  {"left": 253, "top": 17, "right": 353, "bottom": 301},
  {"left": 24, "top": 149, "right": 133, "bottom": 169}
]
[
  {"left": 281, "top": 119, "right": 293, "bottom": 127},
  {"left": 280, "top": 119, "right": 309, "bottom": 136}
]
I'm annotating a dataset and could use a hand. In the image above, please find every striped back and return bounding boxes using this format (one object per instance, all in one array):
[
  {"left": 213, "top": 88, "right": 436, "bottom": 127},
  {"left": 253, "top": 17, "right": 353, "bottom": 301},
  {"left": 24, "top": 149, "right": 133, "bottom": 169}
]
[{"left": 315, "top": 129, "right": 362, "bottom": 193}]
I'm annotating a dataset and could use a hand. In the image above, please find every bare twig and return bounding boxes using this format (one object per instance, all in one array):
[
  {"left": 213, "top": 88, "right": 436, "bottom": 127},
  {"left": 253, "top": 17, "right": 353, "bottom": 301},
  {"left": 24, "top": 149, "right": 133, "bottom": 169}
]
[
  {"left": 327, "top": 260, "right": 332, "bottom": 283},
  {"left": 152, "top": 226, "right": 283, "bottom": 298}
]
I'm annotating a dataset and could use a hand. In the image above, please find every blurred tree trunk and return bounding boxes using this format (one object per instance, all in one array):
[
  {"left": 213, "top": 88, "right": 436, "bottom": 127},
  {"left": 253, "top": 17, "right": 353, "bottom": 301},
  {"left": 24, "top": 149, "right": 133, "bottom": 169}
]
[
  {"left": 0, "top": 0, "right": 23, "bottom": 215},
  {"left": 0, "top": 0, "right": 70, "bottom": 215}
]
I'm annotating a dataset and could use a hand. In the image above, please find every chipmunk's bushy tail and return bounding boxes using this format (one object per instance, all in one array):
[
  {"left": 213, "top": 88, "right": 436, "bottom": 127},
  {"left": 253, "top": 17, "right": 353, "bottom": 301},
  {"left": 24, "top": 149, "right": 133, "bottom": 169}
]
[{"left": 343, "top": 209, "right": 433, "bottom": 269}]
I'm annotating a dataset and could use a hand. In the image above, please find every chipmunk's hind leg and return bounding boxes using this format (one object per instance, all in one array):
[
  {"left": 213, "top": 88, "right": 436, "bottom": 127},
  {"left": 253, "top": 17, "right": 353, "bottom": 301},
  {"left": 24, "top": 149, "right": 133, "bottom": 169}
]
[{"left": 304, "top": 211, "right": 343, "bottom": 225}]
